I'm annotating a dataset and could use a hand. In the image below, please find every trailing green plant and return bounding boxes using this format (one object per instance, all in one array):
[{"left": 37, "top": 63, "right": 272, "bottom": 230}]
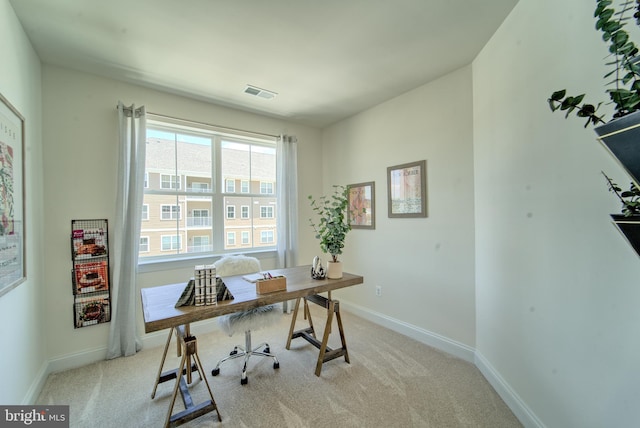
[
  {"left": 603, "top": 171, "right": 640, "bottom": 215},
  {"left": 548, "top": 0, "right": 640, "bottom": 127},
  {"left": 308, "top": 185, "right": 351, "bottom": 262}
]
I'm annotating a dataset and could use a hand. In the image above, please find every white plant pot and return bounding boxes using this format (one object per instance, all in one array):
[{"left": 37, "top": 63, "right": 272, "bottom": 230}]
[{"left": 326, "top": 261, "right": 343, "bottom": 279}]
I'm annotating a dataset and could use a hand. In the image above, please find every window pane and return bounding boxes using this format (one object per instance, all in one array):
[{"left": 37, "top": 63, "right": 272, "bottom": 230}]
[{"left": 142, "top": 121, "right": 277, "bottom": 262}]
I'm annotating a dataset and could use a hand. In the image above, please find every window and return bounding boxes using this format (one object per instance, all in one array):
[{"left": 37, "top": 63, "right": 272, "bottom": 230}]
[
  {"left": 161, "top": 235, "right": 182, "bottom": 251},
  {"left": 260, "top": 182, "right": 274, "bottom": 194},
  {"left": 226, "top": 179, "right": 235, "bottom": 193},
  {"left": 161, "top": 174, "right": 180, "bottom": 189},
  {"left": 226, "top": 205, "right": 235, "bottom": 219},
  {"left": 140, "top": 236, "right": 149, "bottom": 252},
  {"left": 260, "top": 230, "right": 274, "bottom": 243},
  {"left": 142, "top": 204, "right": 149, "bottom": 221},
  {"left": 191, "top": 182, "right": 209, "bottom": 192},
  {"left": 190, "top": 209, "right": 210, "bottom": 227},
  {"left": 140, "top": 116, "right": 278, "bottom": 262},
  {"left": 144, "top": 173, "right": 149, "bottom": 188},
  {"left": 260, "top": 206, "right": 274, "bottom": 219},
  {"left": 192, "top": 236, "right": 210, "bottom": 252},
  {"left": 161, "top": 204, "right": 181, "bottom": 220}
]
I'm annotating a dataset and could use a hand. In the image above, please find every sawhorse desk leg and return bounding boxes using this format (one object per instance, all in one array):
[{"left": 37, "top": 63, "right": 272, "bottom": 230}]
[
  {"left": 151, "top": 325, "right": 222, "bottom": 427},
  {"left": 286, "top": 292, "right": 350, "bottom": 376}
]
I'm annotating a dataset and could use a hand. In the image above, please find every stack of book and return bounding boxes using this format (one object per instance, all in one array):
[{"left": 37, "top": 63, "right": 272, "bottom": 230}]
[{"left": 194, "top": 264, "right": 217, "bottom": 306}]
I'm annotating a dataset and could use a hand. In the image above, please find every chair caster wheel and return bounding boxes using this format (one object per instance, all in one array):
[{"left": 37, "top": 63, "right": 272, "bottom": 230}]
[
  {"left": 241, "top": 377, "right": 248, "bottom": 385},
  {"left": 264, "top": 347, "right": 270, "bottom": 353},
  {"left": 211, "top": 368, "right": 220, "bottom": 376},
  {"left": 273, "top": 362, "right": 280, "bottom": 369}
]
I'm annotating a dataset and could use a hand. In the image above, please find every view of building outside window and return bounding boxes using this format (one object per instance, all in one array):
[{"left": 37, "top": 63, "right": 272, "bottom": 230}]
[{"left": 140, "top": 124, "right": 277, "bottom": 260}]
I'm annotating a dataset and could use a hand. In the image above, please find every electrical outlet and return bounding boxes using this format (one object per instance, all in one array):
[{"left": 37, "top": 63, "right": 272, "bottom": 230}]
[{"left": 375, "top": 285, "right": 382, "bottom": 297}]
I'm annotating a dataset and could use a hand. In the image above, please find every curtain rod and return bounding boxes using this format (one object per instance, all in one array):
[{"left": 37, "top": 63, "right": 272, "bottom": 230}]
[
  {"left": 147, "top": 111, "right": 280, "bottom": 140},
  {"left": 117, "top": 105, "right": 280, "bottom": 139}
]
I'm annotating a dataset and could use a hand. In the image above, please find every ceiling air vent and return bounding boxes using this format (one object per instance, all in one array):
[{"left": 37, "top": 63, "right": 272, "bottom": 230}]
[{"left": 244, "top": 85, "right": 277, "bottom": 100}]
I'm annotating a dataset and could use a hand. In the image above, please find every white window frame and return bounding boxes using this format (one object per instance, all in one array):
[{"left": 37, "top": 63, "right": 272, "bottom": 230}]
[
  {"left": 260, "top": 206, "right": 274, "bottom": 219},
  {"left": 260, "top": 181, "right": 274, "bottom": 194},
  {"left": 161, "top": 204, "right": 181, "bottom": 220},
  {"left": 260, "top": 230, "right": 274, "bottom": 243},
  {"left": 161, "top": 234, "right": 182, "bottom": 251},
  {"left": 226, "top": 179, "right": 235, "bottom": 193},
  {"left": 161, "top": 174, "right": 180, "bottom": 190},
  {"left": 227, "top": 232, "right": 236, "bottom": 245},
  {"left": 140, "top": 116, "right": 278, "bottom": 266},
  {"left": 241, "top": 205, "right": 250, "bottom": 219},
  {"left": 140, "top": 236, "right": 149, "bottom": 252}
]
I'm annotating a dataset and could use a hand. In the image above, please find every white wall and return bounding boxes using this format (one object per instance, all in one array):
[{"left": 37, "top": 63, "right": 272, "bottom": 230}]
[
  {"left": 0, "top": 0, "right": 45, "bottom": 404},
  {"left": 41, "top": 65, "right": 323, "bottom": 369},
  {"left": 321, "top": 66, "right": 477, "bottom": 352},
  {"left": 473, "top": 0, "right": 640, "bottom": 426}
]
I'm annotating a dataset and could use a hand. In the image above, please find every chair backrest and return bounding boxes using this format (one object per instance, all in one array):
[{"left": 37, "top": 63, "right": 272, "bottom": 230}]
[{"left": 214, "top": 255, "right": 261, "bottom": 277}]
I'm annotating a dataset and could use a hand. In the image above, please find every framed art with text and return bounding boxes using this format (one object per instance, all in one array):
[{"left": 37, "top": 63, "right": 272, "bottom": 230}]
[
  {"left": 0, "top": 92, "right": 25, "bottom": 298},
  {"left": 387, "top": 160, "right": 427, "bottom": 218},
  {"left": 348, "top": 181, "right": 375, "bottom": 229}
]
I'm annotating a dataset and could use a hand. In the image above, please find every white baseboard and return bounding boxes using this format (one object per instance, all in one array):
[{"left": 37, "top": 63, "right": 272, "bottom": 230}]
[
  {"left": 340, "top": 300, "right": 476, "bottom": 363},
  {"left": 475, "top": 352, "right": 546, "bottom": 428},
  {"left": 340, "top": 301, "right": 544, "bottom": 428},
  {"left": 22, "top": 361, "right": 49, "bottom": 405}
]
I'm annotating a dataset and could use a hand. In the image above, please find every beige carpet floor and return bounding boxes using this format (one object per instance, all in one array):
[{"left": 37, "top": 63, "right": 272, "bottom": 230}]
[{"left": 37, "top": 305, "right": 522, "bottom": 427}]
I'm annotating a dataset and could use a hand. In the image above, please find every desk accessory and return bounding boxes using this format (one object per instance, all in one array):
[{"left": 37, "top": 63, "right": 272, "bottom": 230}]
[
  {"left": 256, "top": 275, "right": 286, "bottom": 294},
  {"left": 311, "top": 256, "right": 326, "bottom": 279}
]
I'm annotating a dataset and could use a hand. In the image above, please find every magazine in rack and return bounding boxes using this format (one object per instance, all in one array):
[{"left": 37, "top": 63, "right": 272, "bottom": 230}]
[{"left": 71, "top": 219, "right": 111, "bottom": 328}]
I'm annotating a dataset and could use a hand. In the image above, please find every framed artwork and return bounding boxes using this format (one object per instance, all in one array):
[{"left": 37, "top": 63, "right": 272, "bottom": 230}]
[
  {"left": 0, "top": 92, "right": 25, "bottom": 297},
  {"left": 348, "top": 181, "right": 375, "bottom": 229},
  {"left": 387, "top": 160, "right": 427, "bottom": 218}
]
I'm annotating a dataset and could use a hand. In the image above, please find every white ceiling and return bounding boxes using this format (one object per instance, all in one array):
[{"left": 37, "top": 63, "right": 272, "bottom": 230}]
[{"left": 10, "top": 0, "right": 519, "bottom": 128}]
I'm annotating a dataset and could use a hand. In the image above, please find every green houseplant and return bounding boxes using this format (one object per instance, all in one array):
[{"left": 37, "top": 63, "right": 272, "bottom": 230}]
[
  {"left": 547, "top": 1, "right": 640, "bottom": 186},
  {"left": 308, "top": 185, "right": 351, "bottom": 279},
  {"left": 548, "top": 0, "right": 640, "bottom": 127},
  {"left": 548, "top": 1, "right": 640, "bottom": 257},
  {"left": 603, "top": 171, "right": 640, "bottom": 256}
]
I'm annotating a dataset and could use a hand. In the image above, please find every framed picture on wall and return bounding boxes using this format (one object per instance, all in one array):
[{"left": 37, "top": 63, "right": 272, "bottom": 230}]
[
  {"left": 0, "top": 92, "right": 26, "bottom": 298},
  {"left": 348, "top": 181, "right": 375, "bottom": 229},
  {"left": 387, "top": 160, "right": 427, "bottom": 218}
]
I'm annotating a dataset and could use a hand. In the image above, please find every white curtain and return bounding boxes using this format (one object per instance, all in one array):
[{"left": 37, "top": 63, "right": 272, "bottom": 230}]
[
  {"left": 276, "top": 135, "right": 299, "bottom": 270},
  {"left": 107, "top": 102, "right": 146, "bottom": 359}
]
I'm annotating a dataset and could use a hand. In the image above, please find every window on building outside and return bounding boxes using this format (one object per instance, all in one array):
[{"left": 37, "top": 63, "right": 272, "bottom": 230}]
[
  {"left": 260, "top": 182, "right": 274, "bottom": 194},
  {"left": 140, "top": 116, "right": 278, "bottom": 262},
  {"left": 140, "top": 236, "right": 149, "bottom": 252}
]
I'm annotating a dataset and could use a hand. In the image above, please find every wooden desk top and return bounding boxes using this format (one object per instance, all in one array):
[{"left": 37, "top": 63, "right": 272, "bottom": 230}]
[{"left": 141, "top": 265, "right": 364, "bottom": 333}]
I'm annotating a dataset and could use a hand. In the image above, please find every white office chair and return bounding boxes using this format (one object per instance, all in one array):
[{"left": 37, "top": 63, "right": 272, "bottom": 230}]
[{"left": 210, "top": 255, "right": 282, "bottom": 385}]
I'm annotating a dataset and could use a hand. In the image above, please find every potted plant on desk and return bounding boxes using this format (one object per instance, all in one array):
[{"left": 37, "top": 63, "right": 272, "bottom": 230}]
[
  {"left": 308, "top": 185, "right": 351, "bottom": 279},
  {"left": 548, "top": 0, "right": 640, "bottom": 185}
]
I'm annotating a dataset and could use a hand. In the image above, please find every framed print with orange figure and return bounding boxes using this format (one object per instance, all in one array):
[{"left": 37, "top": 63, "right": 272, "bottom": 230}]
[{"left": 348, "top": 181, "right": 375, "bottom": 229}]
